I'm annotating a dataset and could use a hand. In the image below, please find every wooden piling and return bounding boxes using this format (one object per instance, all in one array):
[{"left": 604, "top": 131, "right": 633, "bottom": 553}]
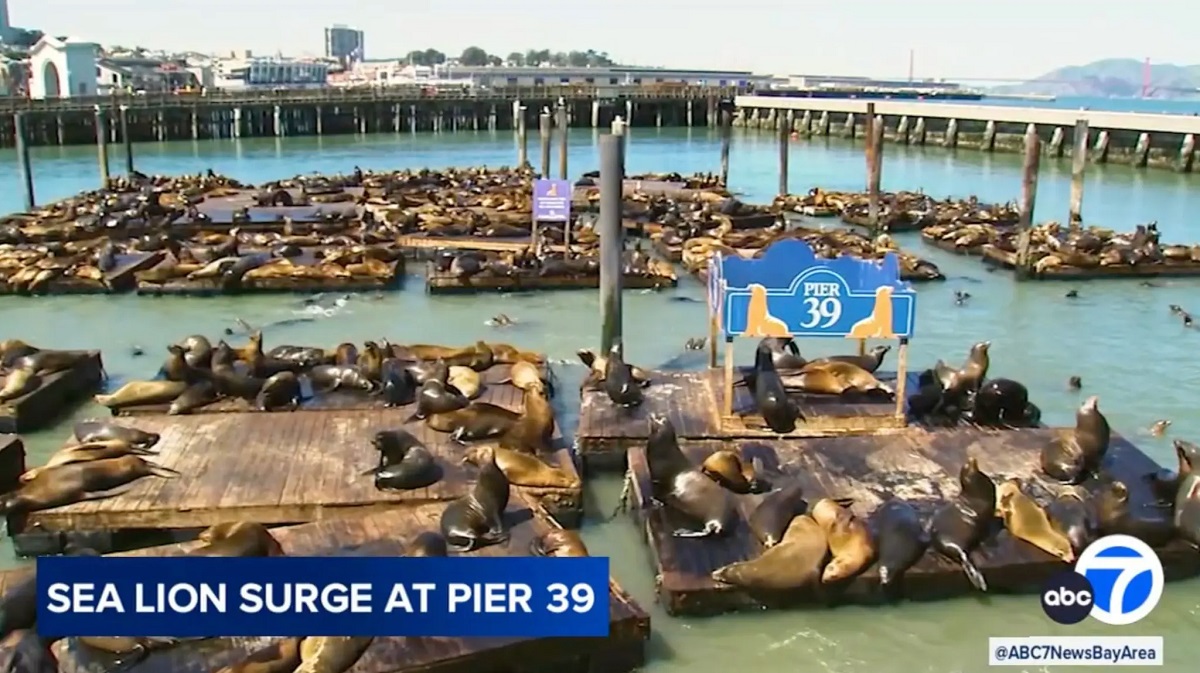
[
  {"left": 1015, "top": 124, "right": 1041, "bottom": 279},
  {"left": 777, "top": 119, "right": 789, "bottom": 197},
  {"left": 118, "top": 104, "right": 134, "bottom": 175},
  {"left": 719, "top": 107, "right": 732, "bottom": 186},
  {"left": 13, "top": 112, "right": 35, "bottom": 211},
  {"left": 539, "top": 111, "right": 552, "bottom": 179},
  {"left": 598, "top": 134, "right": 625, "bottom": 354},
  {"left": 866, "top": 107, "right": 883, "bottom": 232},
  {"left": 557, "top": 103, "right": 569, "bottom": 180},
  {"left": 93, "top": 106, "right": 110, "bottom": 187},
  {"left": 1068, "top": 119, "right": 1088, "bottom": 224},
  {"left": 517, "top": 106, "right": 529, "bottom": 168}
]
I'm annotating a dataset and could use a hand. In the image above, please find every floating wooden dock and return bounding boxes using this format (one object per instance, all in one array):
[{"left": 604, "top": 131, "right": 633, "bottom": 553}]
[
  {"left": 626, "top": 428, "right": 1200, "bottom": 616},
  {"left": 52, "top": 499, "right": 650, "bottom": 673},
  {"left": 981, "top": 245, "right": 1200, "bottom": 279},
  {"left": 920, "top": 231, "right": 988, "bottom": 256},
  {"left": 397, "top": 233, "right": 532, "bottom": 257},
  {"left": 0, "top": 351, "right": 105, "bottom": 433},
  {"left": 0, "top": 434, "right": 25, "bottom": 494},
  {"left": 576, "top": 369, "right": 913, "bottom": 470},
  {"left": 16, "top": 404, "right": 581, "bottom": 553},
  {"left": 134, "top": 259, "right": 404, "bottom": 296},
  {"left": 426, "top": 262, "right": 678, "bottom": 294}
]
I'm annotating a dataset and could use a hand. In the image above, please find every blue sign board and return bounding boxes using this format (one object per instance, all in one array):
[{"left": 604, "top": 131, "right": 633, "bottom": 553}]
[
  {"left": 533, "top": 179, "right": 571, "bottom": 222},
  {"left": 709, "top": 238, "right": 916, "bottom": 339}
]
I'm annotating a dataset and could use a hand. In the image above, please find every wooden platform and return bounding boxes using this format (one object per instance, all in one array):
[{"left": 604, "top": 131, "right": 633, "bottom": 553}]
[
  {"left": 51, "top": 499, "right": 650, "bottom": 673},
  {"left": 919, "top": 231, "right": 987, "bottom": 257},
  {"left": 0, "top": 351, "right": 105, "bottom": 433},
  {"left": 134, "top": 260, "right": 403, "bottom": 296},
  {"left": 576, "top": 369, "right": 912, "bottom": 470},
  {"left": 398, "top": 233, "right": 532, "bottom": 256},
  {"left": 626, "top": 428, "right": 1200, "bottom": 616},
  {"left": 426, "top": 263, "right": 678, "bottom": 294},
  {"left": 17, "top": 403, "right": 581, "bottom": 552},
  {"left": 981, "top": 245, "right": 1200, "bottom": 279}
]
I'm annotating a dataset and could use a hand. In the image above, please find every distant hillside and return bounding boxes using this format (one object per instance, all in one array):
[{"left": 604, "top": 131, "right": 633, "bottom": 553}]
[{"left": 990, "top": 58, "right": 1200, "bottom": 99}]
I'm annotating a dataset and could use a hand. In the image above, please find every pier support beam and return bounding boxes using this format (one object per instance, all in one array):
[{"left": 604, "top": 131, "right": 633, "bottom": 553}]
[
  {"left": 719, "top": 106, "right": 732, "bottom": 186},
  {"left": 866, "top": 113, "right": 884, "bottom": 233},
  {"left": 118, "top": 105, "right": 134, "bottom": 175},
  {"left": 1092, "top": 130, "right": 1110, "bottom": 163},
  {"left": 55, "top": 115, "right": 65, "bottom": 145},
  {"left": 273, "top": 105, "right": 283, "bottom": 137},
  {"left": 1134, "top": 133, "right": 1151, "bottom": 167},
  {"left": 591, "top": 100, "right": 600, "bottom": 128},
  {"left": 943, "top": 119, "right": 959, "bottom": 148},
  {"left": 13, "top": 112, "right": 35, "bottom": 210},
  {"left": 557, "top": 103, "right": 569, "bottom": 180},
  {"left": 1068, "top": 119, "right": 1089, "bottom": 224},
  {"left": 800, "top": 110, "right": 812, "bottom": 135},
  {"left": 896, "top": 116, "right": 910, "bottom": 144},
  {"left": 539, "top": 111, "right": 552, "bottom": 178},
  {"left": 982, "top": 120, "right": 997, "bottom": 152},
  {"left": 598, "top": 133, "right": 625, "bottom": 354},
  {"left": 1015, "top": 124, "right": 1041, "bottom": 279},
  {"left": 93, "top": 106, "right": 110, "bottom": 187},
  {"left": 686, "top": 100, "right": 693, "bottom": 127},
  {"left": 843, "top": 113, "right": 855, "bottom": 139},
  {"left": 190, "top": 108, "right": 199, "bottom": 139},
  {"left": 232, "top": 108, "right": 243, "bottom": 138},
  {"left": 516, "top": 106, "right": 529, "bottom": 168},
  {"left": 625, "top": 99, "right": 633, "bottom": 126},
  {"left": 777, "top": 119, "right": 789, "bottom": 197},
  {"left": 817, "top": 111, "right": 830, "bottom": 136},
  {"left": 913, "top": 118, "right": 926, "bottom": 145},
  {"left": 1048, "top": 127, "right": 1064, "bottom": 157},
  {"left": 1179, "top": 134, "right": 1195, "bottom": 173}
]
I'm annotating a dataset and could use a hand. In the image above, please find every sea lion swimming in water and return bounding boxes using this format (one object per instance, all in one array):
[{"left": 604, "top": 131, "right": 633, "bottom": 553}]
[
  {"left": 928, "top": 456, "right": 996, "bottom": 592},
  {"left": 710, "top": 514, "right": 828, "bottom": 591},
  {"left": 73, "top": 420, "right": 160, "bottom": 449},
  {"left": 811, "top": 498, "right": 876, "bottom": 583},
  {"left": 1040, "top": 395, "right": 1110, "bottom": 484},
  {"left": 0, "top": 456, "right": 180, "bottom": 516},
  {"left": 440, "top": 445, "right": 511, "bottom": 552},
  {"left": 995, "top": 480, "right": 1075, "bottom": 563},
  {"left": 364, "top": 430, "right": 441, "bottom": 491},
  {"left": 645, "top": 414, "right": 735, "bottom": 538},
  {"left": 871, "top": 499, "right": 930, "bottom": 595}
]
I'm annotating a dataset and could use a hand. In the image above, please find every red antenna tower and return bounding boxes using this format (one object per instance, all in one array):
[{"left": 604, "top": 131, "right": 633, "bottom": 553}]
[{"left": 1142, "top": 57, "right": 1152, "bottom": 98}]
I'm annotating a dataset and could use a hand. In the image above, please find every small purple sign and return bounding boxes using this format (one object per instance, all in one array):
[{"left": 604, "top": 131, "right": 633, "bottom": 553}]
[{"left": 533, "top": 179, "right": 571, "bottom": 223}]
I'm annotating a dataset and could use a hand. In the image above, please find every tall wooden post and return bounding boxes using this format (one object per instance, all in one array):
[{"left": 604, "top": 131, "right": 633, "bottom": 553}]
[
  {"left": 119, "top": 104, "right": 134, "bottom": 175},
  {"left": 598, "top": 134, "right": 625, "bottom": 354},
  {"left": 719, "top": 107, "right": 732, "bottom": 186},
  {"left": 13, "top": 112, "right": 35, "bottom": 211},
  {"left": 94, "top": 106, "right": 111, "bottom": 187},
  {"left": 516, "top": 106, "right": 529, "bottom": 168},
  {"left": 866, "top": 108, "right": 884, "bottom": 233},
  {"left": 556, "top": 103, "right": 569, "bottom": 180},
  {"left": 777, "top": 120, "right": 790, "bottom": 197},
  {"left": 1015, "top": 124, "right": 1041, "bottom": 279},
  {"left": 539, "top": 111, "right": 552, "bottom": 178},
  {"left": 1068, "top": 119, "right": 1088, "bottom": 225}
]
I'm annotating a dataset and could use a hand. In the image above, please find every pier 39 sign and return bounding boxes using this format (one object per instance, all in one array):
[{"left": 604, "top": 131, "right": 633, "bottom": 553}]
[{"left": 709, "top": 238, "right": 916, "bottom": 339}]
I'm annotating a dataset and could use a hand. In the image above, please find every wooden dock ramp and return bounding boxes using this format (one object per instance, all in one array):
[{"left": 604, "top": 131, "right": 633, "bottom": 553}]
[
  {"left": 626, "top": 428, "right": 1200, "bottom": 616},
  {"left": 52, "top": 498, "right": 650, "bottom": 673}
]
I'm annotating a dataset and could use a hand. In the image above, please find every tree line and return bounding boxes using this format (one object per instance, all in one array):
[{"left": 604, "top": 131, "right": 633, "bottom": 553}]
[{"left": 403, "top": 47, "right": 618, "bottom": 68}]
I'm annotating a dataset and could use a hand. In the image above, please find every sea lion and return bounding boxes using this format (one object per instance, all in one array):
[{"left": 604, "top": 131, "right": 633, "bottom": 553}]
[
  {"left": 970, "top": 378, "right": 1035, "bottom": 427},
  {"left": 797, "top": 360, "right": 894, "bottom": 396},
  {"left": 710, "top": 514, "right": 828, "bottom": 591},
  {"left": 0, "top": 629, "right": 56, "bottom": 673},
  {"left": 267, "top": 345, "right": 328, "bottom": 368},
  {"left": 1172, "top": 439, "right": 1200, "bottom": 545},
  {"left": 486, "top": 343, "right": 543, "bottom": 365},
  {"left": 364, "top": 430, "right": 441, "bottom": 491},
  {"left": 309, "top": 364, "right": 375, "bottom": 394},
  {"left": 0, "top": 456, "right": 180, "bottom": 516},
  {"left": 295, "top": 636, "right": 374, "bottom": 673},
  {"left": 1094, "top": 478, "right": 1175, "bottom": 547},
  {"left": 645, "top": 413, "right": 735, "bottom": 537},
  {"left": 871, "top": 499, "right": 930, "bottom": 594},
  {"left": 928, "top": 456, "right": 996, "bottom": 592},
  {"left": 1045, "top": 493, "right": 1096, "bottom": 556},
  {"left": 0, "top": 368, "right": 40, "bottom": 403},
  {"left": 447, "top": 365, "right": 483, "bottom": 399},
  {"left": 1041, "top": 395, "right": 1110, "bottom": 484},
  {"left": 943, "top": 341, "right": 990, "bottom": 400},
  {"left": 358, "top": 341, "right": 385, "bottom": 382},
  {"left": 168, "top": 380, "right": 218, "bottom": 415},
  {"left": 214, "top": 637, "right": 302, "bottom": 673},
  {"left": 812, "top": 498, "right": 876, "bottom": 582},
  {"left": 73, "top": 420, "right": 160, "bottom": 449},
  {"left": 426, "top": 402, "right": 520, "bottom": 442},
  {"left": 751, "top": 340, "right": 802, "bottom": 433},
  {"left": 406, "top": 379, "right": 469, "bottom": 421},
  {"left": 10, "top": 349, "right": 94, "bottom": 376},
  {"left": 0, "top": 570, "right": 37, "bottom": 638},
  {"left": 530, "top": 528, "right": 589, "bottom": 557},
  {"left": 603, "top": 343, "right": 643, "bottom": 408},
  {"left": 808, "top": 345, "right": 891, "bottom": 373},
  {"left": 159, "top": 344, "right": 194, "bottom": 382},
  {"left": 75, "top": 636, "right": 201, "bottom": 668},
  {"left": 747, "top": 481, "right": 809, "bottom": 548},
  {"left": 443, "top": 341, "right": 495, "bottom": 371},
  {"left": 577, "top": 348, "right": 651, "bottom": 389},
  {"left": 995, "top": 480, "right": 1075, "bottom": 562},
  {"left": 176, "top": 334, "right": 213, "bottom": 369},
  {"left": 700, "top": 450, "right": 768, "bottom": 494},
  {"left": 93, "top": 380, "right": 188, "bottom": 411},
  {"left": 20, "top": 440, "right": 158, "bottom": 483},
  {"left": 406, "top": 359, "right": 449, "bottom": 386},
  {"left": 187, "top": 522, "right": 284, "bottom": 557},
  {"left": 440, "top": 445, "right": 511, "bottom": 552},
  {"left": 406, "top": 531, "right": 449, "bottom": 557},
  {"left": 379, "top": 359, "right": 416, "bottom": 407},
  {"left": 758, "top": 337, "right": 807, "bottom": 370},
  {"left": 498, "top": 386, "right": 555, "bottom": 454},
  {"left": 333, "top": 342, "right": 358, "bottom": 366},
  {"left": 502, "top": 360, "right": 547, "bottom": 393},
  {"left": 463, "top": 445, "right": 579, "bottom": 489},
  {"left": 0, "top": 340, "right": 38, "bottom": 369},
  {"left": 256, "top": 371, "right": 302, "bottom": 411}
]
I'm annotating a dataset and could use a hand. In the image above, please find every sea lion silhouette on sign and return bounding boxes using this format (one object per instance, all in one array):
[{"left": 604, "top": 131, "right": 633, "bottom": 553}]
[
  {"left": 847, "top": 286, "right": 898, "bottom": 339},
  {"left": 744, "top": 284, "right": 790, "bottom": 337}
]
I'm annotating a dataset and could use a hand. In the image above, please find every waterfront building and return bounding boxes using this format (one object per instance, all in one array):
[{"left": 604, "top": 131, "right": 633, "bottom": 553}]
[
  {"left": 213, "top": 55, "right": 330, "bottom": 89},
  {"left": 28, "top": 34, "right": 99, "bottom": 98},
  {"left": 430, "top": 65, "right": 770, "bottom": 88},
  {"left": 96, "top": 55, "right": 199, "bottom": 94},
  {"left": 324, "top": 25, "right": 364, "bottom": 68}
]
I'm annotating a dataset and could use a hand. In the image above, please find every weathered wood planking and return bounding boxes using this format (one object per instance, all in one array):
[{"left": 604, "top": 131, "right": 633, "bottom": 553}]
[
  {"left": 22, "top": 401, "right": 581, "bottom": 536},
  {"left": 627, "top": 428, "right": 1200, "bottom": 616},
  {"left": 0, "top": 351, "right": 105, "bottom": 433},
  {"left": 981, "top": 244, "right": 1200, "bottom": 279},
  {"left": 53, "top": 499, "right": 650, "bottom": 673},
  {"left": 134, "top": 258, "right": 403, "bottom": 297},
  {"left": 919, "top": 231, "right": 985, "bottom": 257},
  {"left": 576, "top": 369, "right": 916, "bottom": 469},
  {"left": 426, "top": 264, "right": 677, "bottom": 295}
]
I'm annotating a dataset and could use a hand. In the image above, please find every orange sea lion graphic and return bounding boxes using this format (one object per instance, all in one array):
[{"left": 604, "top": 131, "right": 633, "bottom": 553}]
[
  {"left": 744, "top": 283, "right": 790, "bottom": 337},
  {"left": 847, "top": 286, "right": 898, "bottom": 339}
]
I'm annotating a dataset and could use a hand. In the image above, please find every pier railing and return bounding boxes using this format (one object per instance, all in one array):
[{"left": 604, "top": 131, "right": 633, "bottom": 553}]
[{"left": 0, "top": 85, "right": 747, "bottom": 114}]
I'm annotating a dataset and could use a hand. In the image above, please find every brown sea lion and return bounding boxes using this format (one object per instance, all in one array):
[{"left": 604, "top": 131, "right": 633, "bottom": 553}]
[
  {"left": 530, "top": 528, "right": 589, "bottom": 557},
  {"left": 234, "top": 330, "right": 264, "bottom": 364},
  {"left": 0, "top": 571, "right": 37, "bottom": 638},
  {"left": 426, "top": 402, "right": 520, "bottom": 442},
  {"left": 168, "top": 380, "right": 218, "bottom": 415},
  {"left": 10, "top": 349, "right": 95, "bottom": 376},
  {"left": 214, "top": 637, "right": 302, "bottom": 673},
  {"left": 447, "top": 365, "right": 483, "bottom": 399},
  {"left": 295, "top": 636, "right": 373, "bottom": 673},
  {"left": 0, "top": 368, "right": 41, "bottom": 403},
  {"left": 577, "top": 348, "right": 651, "bottom": 389},
  {"left": 795, "top": 360, "right": 894, "bottom": 396},
  {"left": 159, "top": 344, "right": 193, "bottom": 382},
  {"left": 700, "top": 450, "right": 768, "bottom": 494},
  {"left": 73, "top": 420, "right": 160, "bottom": 448},
  {"left": 0, "top": 340, "right": 38, "bottom": 369},
  {"left": 498, "top": 387, "right": 556, "bottom": 454},
  {"left": 93, "top": 380, "right": 188, "bottom": 411},
  {"left": 257, "top": 371, "right": 303, "bottom": 411},
  {"left": 187, "top": 522, "right": 284, "bottom": 557},
  {"left": 463, "top": 445, "right": 579, "bottom": 489},
  {"left": 501, "top": 360, "right": 546, "bottom": 393},
  {"left": 333, "top": 343, "right": 358, "bottom": 366},
  {"left": 1041, "top": 395, "right": 1111, "bottom": 484},
  {"left": 0, "top": 629, "right": 56, "bottom": 673},
  {"left": 406, "top": 531, "right": 449, "bottom": 557},
  {"left": 486, "top": 343, "right": 544, "bottom": 365},
  {"left": 811, "top": 498, "right": 876, "bottom": 582},
  {"left": 807, "top": 345, "right": 891, "bottom": 373},
  {"left": 995, "top": 480, "right": 1074, "bottom": 563},
  {"left": 710, "top": 514, "right": 828, "bottom": 591},
  {"left": 440, "top": 445, "right": 511, "bottom": 552},
  {"left": 0, "top": 456, "right": 180, "bottom": 516},
  {"left": 405, "top": 359, "right": 449, "bottom": 386},
  {"left": 20, "top": 440, "right": 157, "bottom": 483},
  {"left": 747, "top": 481, "right": 809, "bottom": 548},
  {"left": 358, "top": 341, "right": 385, "bottom": 382}
]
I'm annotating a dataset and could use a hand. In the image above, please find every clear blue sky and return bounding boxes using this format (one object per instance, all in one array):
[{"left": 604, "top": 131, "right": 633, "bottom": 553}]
[{"left": 9, "top": 0, "right": 1194, "bottom": 80}]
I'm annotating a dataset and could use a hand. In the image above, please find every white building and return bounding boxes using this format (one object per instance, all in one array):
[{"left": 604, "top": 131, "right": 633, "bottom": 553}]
[
  {"left": 28, "top": 35, "right": 100, "bottom": 98},
  {"left": 213, "top": 55, "right": 330, "bottom": 89},
  {"left": 434, "top": 65, "right": 767, "bottom": 88}
]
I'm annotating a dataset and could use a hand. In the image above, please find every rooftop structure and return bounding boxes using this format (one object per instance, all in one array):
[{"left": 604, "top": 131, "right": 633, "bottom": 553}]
[
  {"left": 324, "top": 25, "right": 363, "bottom": 68},
  {"left": 344, "top": 63, "right": 772, "bottom": 89},
  {"left": 213, "top": 55, "right": 330, "bottom": 89},
  {"left": 28, "top": 35, "right": 100, "bottom": 98}
]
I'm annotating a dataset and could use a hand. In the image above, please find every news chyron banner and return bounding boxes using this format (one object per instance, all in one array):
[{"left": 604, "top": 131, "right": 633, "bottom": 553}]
[{"left": 36, "top": 556, "right": 610, "bottom": 638}]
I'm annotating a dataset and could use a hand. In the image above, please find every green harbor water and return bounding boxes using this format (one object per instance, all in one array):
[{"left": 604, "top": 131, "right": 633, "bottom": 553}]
[{"left": 2, "top": 126, "right": 1199, "bottom": 672}]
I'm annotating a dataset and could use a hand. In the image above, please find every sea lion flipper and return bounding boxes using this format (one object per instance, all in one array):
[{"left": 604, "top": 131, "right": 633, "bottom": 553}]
[
  {"left": 360, "top": 466, "right": 380, "bottom": 477},
  {"left": 671, "top": 527, "right": 711, "bottom": 538},
  {"left": 79, "top": 484, "right": 138, "bottom": 501}
]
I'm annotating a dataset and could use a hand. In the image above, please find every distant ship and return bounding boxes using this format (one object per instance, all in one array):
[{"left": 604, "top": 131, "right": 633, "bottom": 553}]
[{"left": 757, "top": 88, "right": 984, "bottom": 102}]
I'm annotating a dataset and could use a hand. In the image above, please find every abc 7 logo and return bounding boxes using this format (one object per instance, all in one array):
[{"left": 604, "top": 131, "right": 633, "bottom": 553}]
[{"left": 1041, "top": 535, "right": 1165, "bottom": 626}]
